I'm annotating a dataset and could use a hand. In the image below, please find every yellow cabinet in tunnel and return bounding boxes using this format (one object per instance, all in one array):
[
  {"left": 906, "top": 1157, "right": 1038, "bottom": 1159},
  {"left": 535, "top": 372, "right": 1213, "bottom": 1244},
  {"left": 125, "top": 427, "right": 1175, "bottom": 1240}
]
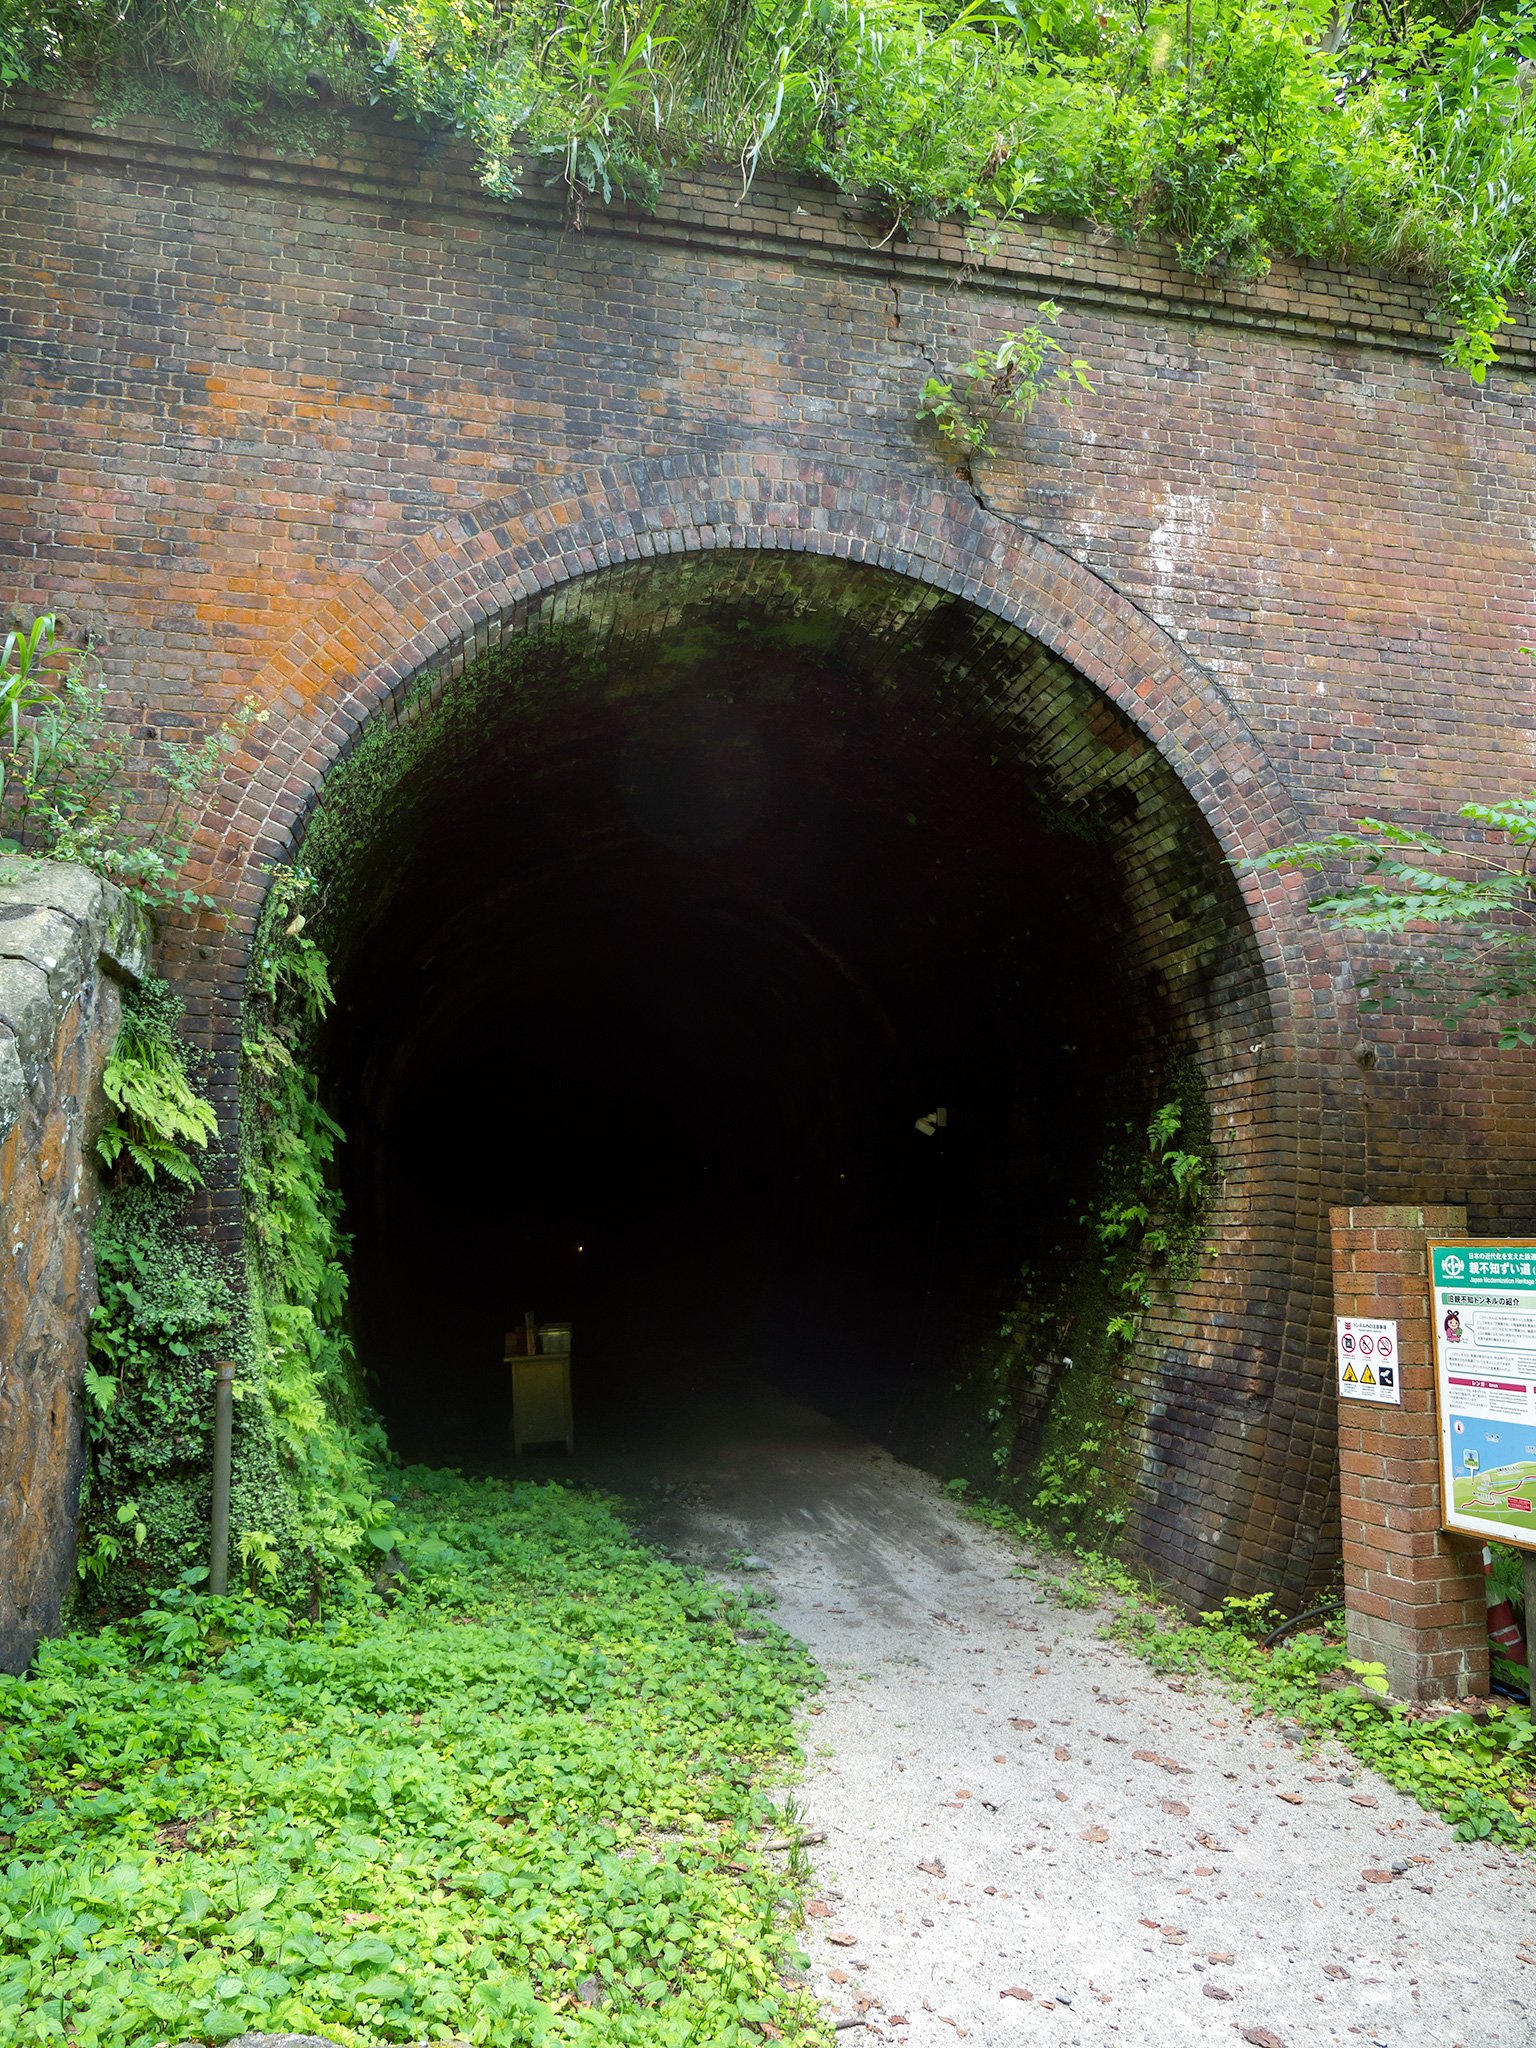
[{"left": 508, "top": 1345, "right": 575, "bottom": 1455}]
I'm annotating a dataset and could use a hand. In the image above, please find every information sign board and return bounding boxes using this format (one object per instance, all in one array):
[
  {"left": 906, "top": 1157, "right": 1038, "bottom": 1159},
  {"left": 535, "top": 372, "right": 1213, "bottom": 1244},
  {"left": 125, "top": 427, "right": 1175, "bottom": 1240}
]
[
  {"left": 1335, "top": 1316, "right": 1401, "bottom": 1403},
  {"left": 1428, "top": 1240, "right": 1536, "bottom": 1553}
]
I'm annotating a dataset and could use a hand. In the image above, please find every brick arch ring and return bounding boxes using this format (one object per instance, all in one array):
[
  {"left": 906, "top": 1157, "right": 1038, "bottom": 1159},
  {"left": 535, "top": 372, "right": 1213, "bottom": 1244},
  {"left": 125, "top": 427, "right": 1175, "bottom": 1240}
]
[
  {"left": 187, "top": 447, "right": 1346, "bottom": 1603},
  {"left": 198, "top": 448, "right": 1331, "bottom": 1050}
]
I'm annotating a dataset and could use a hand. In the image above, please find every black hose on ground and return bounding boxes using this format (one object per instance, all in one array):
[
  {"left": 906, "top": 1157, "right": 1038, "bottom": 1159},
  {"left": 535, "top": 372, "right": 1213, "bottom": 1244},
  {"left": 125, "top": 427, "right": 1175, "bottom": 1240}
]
[
  {"left": 1259, "top": 1597, "right": 1532, "bottom": 1705},
  {"left": 1260, "top": 1598, "right": 1345, "bottom": 1649}
]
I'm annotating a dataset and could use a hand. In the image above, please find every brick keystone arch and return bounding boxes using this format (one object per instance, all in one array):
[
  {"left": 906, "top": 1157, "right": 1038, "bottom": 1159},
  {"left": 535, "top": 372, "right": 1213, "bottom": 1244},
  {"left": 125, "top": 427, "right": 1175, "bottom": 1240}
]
[
  {"left": 197, "top": 449, "right": 1325, "bottom": 1039},
  {"left": 186, "top": 448, "right": 1347, "bottom": 1607}
]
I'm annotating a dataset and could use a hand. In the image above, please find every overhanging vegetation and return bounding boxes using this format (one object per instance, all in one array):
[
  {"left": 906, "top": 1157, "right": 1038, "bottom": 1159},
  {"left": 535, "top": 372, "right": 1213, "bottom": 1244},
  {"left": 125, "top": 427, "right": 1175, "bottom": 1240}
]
[{"left": 2, "top": 1, "right": 1534, "bottom": 376}]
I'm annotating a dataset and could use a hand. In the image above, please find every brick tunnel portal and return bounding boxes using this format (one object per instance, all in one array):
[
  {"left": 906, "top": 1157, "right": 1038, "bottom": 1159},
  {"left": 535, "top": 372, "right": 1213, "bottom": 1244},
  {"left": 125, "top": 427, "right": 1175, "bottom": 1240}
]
[{"left": 293, "top": 551, "right": 1267, "bottom": 1496}]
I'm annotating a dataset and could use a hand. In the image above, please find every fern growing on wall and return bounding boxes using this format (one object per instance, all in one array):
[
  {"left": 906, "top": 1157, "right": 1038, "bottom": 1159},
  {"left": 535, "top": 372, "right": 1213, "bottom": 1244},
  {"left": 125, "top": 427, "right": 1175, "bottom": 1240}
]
[
  {"left": 96, "top": 980, "right": 218, "bottom": 1184},
  {"left": 80, "top": 911, "right": 398, "bottom": 1613},
  {"left": 238, "top": 865, "right": 400, "bottom": 1595}
]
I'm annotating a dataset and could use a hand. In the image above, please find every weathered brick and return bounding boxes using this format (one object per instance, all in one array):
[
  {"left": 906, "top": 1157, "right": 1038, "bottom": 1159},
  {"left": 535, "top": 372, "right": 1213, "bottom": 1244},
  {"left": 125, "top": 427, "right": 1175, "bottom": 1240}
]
[{"left": 1, "top": 93, "right": 1530, "bottom": 1620}]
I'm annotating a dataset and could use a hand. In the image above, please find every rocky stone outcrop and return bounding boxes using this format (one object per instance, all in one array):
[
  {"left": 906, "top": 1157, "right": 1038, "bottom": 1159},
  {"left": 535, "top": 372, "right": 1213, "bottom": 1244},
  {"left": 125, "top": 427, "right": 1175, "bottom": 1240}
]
[{"left": 0, "top": 857, "right": 148, "bottom": 1671}]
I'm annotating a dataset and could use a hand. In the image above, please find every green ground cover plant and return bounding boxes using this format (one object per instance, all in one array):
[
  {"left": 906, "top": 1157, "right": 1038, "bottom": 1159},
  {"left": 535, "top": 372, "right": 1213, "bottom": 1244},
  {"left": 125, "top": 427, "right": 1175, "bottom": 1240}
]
[
  {"left": 0, "top": 1470, "right": 829, "bottom": 2047},
  {"left": 2, "top": 2, "right": 1535, "bottom": 375},
  {"left": 1112, "top": 1592, "right": 1536, "bottom": 1848}
]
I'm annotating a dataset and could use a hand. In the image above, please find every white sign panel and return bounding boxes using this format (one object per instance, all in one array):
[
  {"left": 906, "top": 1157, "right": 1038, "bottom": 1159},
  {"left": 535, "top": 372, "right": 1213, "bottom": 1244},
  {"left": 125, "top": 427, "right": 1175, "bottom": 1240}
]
[
  {"left": 1335, "top": 1316, "right": 1401, "bottom": 1404},
  {"left": 1428, "top": 1241, "right": 1536, "bottom": 1553}
]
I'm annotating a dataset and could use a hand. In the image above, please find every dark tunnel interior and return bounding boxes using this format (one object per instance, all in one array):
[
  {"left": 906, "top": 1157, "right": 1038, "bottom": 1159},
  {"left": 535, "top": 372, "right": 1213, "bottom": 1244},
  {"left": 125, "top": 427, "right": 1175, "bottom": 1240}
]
[{"left": 304, "top": 555, "right": 1242, "bottom": 1467}]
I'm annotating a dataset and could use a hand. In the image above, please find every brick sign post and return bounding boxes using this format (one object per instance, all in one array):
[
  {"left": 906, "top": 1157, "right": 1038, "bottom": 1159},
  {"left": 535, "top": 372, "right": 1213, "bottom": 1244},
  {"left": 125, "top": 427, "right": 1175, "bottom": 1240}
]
[{"left": 1330, "top": 1205, "right": 1489, "bottom": 1701}]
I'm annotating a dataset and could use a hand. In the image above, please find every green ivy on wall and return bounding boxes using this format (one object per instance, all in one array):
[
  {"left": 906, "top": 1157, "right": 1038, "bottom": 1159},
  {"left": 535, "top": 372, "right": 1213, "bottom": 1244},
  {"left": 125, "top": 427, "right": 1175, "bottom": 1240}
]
[
  {"left": 238, "top": 864, "right": 399, "bottom": 1597},
  {"left": 983, "top": 1051, "right": 1216, "bottom": 1546},
  {"left": 79, "top": 896, "right": 398, "bottom": 1615},
  {"left": 79, "top": 980, "right": 239, "bottom": 1600}
]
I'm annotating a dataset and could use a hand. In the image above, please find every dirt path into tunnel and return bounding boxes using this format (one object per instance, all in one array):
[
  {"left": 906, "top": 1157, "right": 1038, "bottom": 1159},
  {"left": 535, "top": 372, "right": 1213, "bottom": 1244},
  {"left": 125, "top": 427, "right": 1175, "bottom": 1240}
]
[{"left": 615, "top": 1389, "right": 1535, "bottom": 2048}]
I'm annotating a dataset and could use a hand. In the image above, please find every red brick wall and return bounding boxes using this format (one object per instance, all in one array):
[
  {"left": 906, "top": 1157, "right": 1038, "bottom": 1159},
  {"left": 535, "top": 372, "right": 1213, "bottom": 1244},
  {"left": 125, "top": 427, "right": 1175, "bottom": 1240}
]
[
  {"left": 1330, "top": 1206, "right": 1487, "bottom": 1700},
  {"left": 2, "top": 91, "right": 1530, "bottom": 1607}
]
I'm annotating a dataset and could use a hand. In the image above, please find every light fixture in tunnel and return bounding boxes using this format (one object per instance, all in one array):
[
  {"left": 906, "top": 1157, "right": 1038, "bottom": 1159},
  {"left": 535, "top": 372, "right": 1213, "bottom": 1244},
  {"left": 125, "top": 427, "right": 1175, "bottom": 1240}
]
[{"left": 914, "top": 1107, "right": 948, "bottom": 1137}]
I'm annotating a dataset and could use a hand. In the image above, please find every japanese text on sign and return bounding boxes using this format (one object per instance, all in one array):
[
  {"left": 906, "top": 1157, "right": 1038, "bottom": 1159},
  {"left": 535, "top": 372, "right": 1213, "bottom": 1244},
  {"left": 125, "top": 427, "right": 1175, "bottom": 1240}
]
[
  {"left": 1428, "top": 1240, "right": 1536, "bottom": 1554},
  {"left": 1336, "top": 1317, "right": 1401, "bottom": 1405}
]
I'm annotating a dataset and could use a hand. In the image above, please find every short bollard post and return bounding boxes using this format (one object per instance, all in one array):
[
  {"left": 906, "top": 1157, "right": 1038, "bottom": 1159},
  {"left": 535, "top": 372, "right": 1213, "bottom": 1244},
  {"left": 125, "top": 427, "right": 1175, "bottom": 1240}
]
[{"left": 208, "top": 1361, "right": 236, "bottom": 1597}]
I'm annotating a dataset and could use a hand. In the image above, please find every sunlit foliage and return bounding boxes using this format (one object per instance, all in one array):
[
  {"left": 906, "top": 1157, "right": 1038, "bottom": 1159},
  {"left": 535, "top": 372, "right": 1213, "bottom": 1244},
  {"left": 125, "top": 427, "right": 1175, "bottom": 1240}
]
[{"left": 2, "top": 0, "right": 1534, "bottom": 372}]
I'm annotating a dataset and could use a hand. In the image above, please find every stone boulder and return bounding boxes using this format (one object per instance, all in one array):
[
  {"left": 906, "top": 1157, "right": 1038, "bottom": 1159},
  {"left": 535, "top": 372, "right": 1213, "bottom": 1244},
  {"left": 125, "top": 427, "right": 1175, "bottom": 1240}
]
[{"left": 0, "top": 856, "right": 148, "bottom": 1671}]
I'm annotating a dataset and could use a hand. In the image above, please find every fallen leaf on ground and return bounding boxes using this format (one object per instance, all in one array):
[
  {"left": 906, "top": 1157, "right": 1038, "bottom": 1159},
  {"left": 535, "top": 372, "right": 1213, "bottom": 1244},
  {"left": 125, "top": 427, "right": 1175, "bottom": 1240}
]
[
  {"left": 1010, "top": 1719, "right": 1036, "bottom": 1730},
  {"left": 1161, "top": 1928, "right": 1186, "bottom": 1944},
  {"left": 1276, "top": 1791, "right": 1302, "bottom": 1805},
  {"left": 1241, "top": 2030, "right": 1286, "bottom": 2048},
  {"left": 1207, "top": 1952, "right": 1234, "bottom": 1964},
  {"left": 1000, "top": 1987, "right": 1033, "bottom": 2001},
  {"left": 1362, "top": 1869, "right": 1396, "bottom": 1884},
  {"left": 828, "top": 1932, "right": 858, "bottom": 1946},
  {"left": 1349, "top": 1794, "right": 1378, "bottom": 1808},
  {"left": 1055, "top": 1746, "right": 1071, "bottom": 1762},
  {"left": 1322, "top": 1964, "right": 1349, "bottom": 1980},
  {"left": 1202, "top": 1983, "right": 1232, "bottom": 2000},
  {"left": 829, "top": 1969, "right": 850, "bottom": 1985},
  {"left": 917, "top": 1859, "right": 945, "bottom": 1877},
  {"left": 806, "top": 1900, "right": 832, "bottom": 1918},
  {"left": 1080, "top": 1825, "right": 1109, "bottom": 1843},
  {"left": 1160, "top": 1798, "right": 1189, "bottom": 1816}
]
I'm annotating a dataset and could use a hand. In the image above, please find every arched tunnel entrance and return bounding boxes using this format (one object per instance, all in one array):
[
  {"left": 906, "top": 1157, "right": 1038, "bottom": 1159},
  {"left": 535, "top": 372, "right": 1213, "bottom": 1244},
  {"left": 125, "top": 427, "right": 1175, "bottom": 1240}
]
[{"left": 288, "top": 551, "right": 1268, "bottom": 1493}]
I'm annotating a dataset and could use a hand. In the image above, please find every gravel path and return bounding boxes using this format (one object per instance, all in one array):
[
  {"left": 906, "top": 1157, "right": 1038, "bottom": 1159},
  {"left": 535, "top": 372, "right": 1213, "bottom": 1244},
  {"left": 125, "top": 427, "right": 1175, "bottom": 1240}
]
[{"left": 631, "top": 1400, "right": 1536, "bottom": 2048}]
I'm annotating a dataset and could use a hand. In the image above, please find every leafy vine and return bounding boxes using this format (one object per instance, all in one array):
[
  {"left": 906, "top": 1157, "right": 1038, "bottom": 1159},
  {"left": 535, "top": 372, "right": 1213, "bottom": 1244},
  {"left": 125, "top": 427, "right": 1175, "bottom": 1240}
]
[
  {"left": 916, "top": 303, "right": 1094, "bottom": 467},
  {"left": 987, "top": 1053, "right": 1215, "bottom": 1543}
]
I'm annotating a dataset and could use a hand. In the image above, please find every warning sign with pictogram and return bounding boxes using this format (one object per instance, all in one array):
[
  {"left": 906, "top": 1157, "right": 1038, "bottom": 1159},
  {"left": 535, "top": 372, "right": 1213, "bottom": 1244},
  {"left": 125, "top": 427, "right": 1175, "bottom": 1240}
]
[{"left": 1335, "top": 1318, "right": 1401, "bottom": 1406}]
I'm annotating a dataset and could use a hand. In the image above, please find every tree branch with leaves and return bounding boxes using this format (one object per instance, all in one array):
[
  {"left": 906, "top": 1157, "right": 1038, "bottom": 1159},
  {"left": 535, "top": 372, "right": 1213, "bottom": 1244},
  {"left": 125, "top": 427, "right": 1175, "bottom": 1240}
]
[{"left": 1253, "top": 793, "right": 1536, "bottom": 1047}]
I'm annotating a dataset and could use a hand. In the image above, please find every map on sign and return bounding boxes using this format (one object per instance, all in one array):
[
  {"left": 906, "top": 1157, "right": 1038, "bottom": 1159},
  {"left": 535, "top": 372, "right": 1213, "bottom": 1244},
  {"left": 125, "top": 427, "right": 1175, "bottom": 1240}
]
[
  {"left": 1428, "top": 1241, "right": 1536, "bottom": 1553},
  {"left": 1335, "top": 1316, "right": 1401, "bottom": 1405}
]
